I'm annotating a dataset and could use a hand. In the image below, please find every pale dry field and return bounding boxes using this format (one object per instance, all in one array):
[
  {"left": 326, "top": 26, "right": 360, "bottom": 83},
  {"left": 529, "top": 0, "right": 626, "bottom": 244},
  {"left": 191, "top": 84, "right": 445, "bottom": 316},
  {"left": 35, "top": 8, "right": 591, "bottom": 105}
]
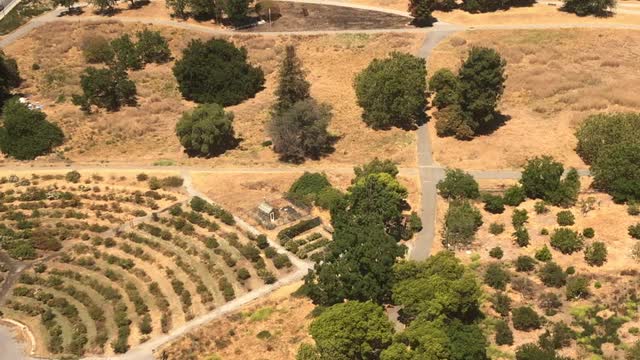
[
  {"left": 428, "top": 28, "right": 640, "bottom": 170},
  {"left": 157, "top": 282, "right": 315, "bottom": 360},
  {"left": 432, "top": 183, "right": 640, "bottom": 359},
  {"left": 2, "top": 21, "right": 423, "bottom": 168}
]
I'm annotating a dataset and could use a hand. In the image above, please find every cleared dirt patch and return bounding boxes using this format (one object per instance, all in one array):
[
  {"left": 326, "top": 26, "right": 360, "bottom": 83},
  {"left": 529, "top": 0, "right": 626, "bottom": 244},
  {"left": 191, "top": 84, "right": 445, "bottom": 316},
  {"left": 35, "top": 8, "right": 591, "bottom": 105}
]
[
  {"left": 2, "top": 21, "right": 424, "bottom": 168},
  {"left": 428, "top": 28, "right": 640, "bottom": 170}
]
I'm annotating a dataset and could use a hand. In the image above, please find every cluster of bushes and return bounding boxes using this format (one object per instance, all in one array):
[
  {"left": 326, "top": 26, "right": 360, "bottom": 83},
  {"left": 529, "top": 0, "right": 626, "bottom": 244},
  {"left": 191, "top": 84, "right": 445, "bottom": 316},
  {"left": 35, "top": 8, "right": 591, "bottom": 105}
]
[
  {"left": 176, "top": 103, "right": 237, "bottom": 157},
  {"left": 286, "top": 172, "right": 343, "bottom": 210},
  {"left": 82, "top": 30, "right": 171, "bottom": 69},
  {"left": 190, "top": 196, "right": 235, "bottom": 225},
  {"left": 407, "top": 0, "right": 535, "bottom": 25},
  {"left": 165, "top": 0, "right": 252, "bottom": 23},
  {"left": 520, "top": 156, "right": 581, "bottom": 207},
  {"left": 562, "top": 0, "right": 616, "bottom": 16},
  {"left": 442, "top": 199, "right": 483, "bottom": 249},
  {"left": 431, "top": 47, "right": 506, "bottom": 139}
]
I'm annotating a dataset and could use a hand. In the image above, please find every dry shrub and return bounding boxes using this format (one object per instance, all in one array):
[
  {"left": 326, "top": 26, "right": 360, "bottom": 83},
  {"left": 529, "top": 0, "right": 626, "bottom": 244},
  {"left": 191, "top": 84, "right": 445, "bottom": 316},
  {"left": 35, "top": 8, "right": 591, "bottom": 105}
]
[
  {"left": 449, "top": 37, "right": 467, "bottom": 47},
  {"left": 600, "top": 60, "right": 621, "bottom": 67}
]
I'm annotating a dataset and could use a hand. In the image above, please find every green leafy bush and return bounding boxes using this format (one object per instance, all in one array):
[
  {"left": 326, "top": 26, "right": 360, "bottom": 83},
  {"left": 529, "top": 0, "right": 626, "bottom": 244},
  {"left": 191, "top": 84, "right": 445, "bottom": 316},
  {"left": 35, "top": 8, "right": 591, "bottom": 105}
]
[
  {"left": 538, "top": 261, "right": 566, "bottom": 288},
  {"left": 483, "top": 193, "right": 505, "bottom": 214},
  {"left": 562, "top": 0, "right": 616, "bottom": 16},
  {"left": 173, "top": 39, "right": 265, "bottom": 106},
  {"left": 491, "top": 292, "right": 511, "bottom": 317},
  {"left": 534, "top": 200, "right": 548, "bottom": 214},
  {"left": 65, "top": 171, "right": 81, "bottom": 183},
  {"left": 437, "top": 168, "right": 479, "bottom": 200},
  {"left": 136, "top": 29, "right": 171, "bottom": 64},
  {"left": 73, "top": 67, "right": 136, "bottom": 112},
  {"left": 515, "top": 255, "right": 536, "bottom": 272},
  {"left": 111, "top": 34, "right": 142, "bottom": 70},
  {"left": 287, "top": 172, "right": 331, "bottom": 206},
  {"left": 550, "top": 228, "right": 583, "bottom": 254},
  {"left": 429, "top": 68, "right": 459, "bottom": 109},
  {"left": 538, "top": 292, "right": 562, "bottom": 316},
  {"left": 630, "top": 224, "right": 640, "bottom": 239},
  {"left": 489, "top": 222, "right": 504, "bottom": 235},
  {"left": 512, "top": 209, "right": 528, "bottom": 228},
  {"left": 176, "top": 103, "right": 236, "bottom": 157},
  {"left": 584, "top": 241, "right": 607, "bottom": 266},
  {"left": 520, "top": 156, "right": 579, "bottom": 207},
  {"left": 591, "top": 143, "right": 640, "bottom": 202},
  {"left": 489, "top": 246, "right": 503, "bottom": 259},
  {"left": 556, "top": 211, "right": 575, "bottom": 226},
  {"left": 81, "top": 35, "right": 114, "bottom": 64},
  {"left": 442, "top": 200, "right": 483, "bottom": 248},
  {"left": 512, "top": 227, "right": 530, "bottom": 247},
  {"left": 354, "top": 52, "right": 427, "bottom": 129},
  {"left": 566, "top": 276, "right": 590, "bottom": 300},
  {"left": 582, "top": 227, "right": 595, "bottom": 238},
  {"left": 512, "top": 306, "right": 542, "bottom": 331},
  {"left": 0, "top": 99, "right": 64, "bottom": 160},
  {"left": 495, "top": 319, "right": 514, "bottom": 345},
  {"left": 534, "top": 245, "right": 552, "bottom": 262},
  {"left": 484, "top": 263, "right": 510, "bottom": 290},
  {"left": 503, "top": 185, "right": 526, "bottom": 206}
]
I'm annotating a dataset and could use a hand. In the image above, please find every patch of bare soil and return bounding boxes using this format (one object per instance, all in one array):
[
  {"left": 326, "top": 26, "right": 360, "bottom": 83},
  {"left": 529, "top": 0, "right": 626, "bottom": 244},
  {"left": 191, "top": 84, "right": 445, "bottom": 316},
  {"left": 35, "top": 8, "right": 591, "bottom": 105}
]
[
  {"left": 2, "top": 21, "right": 423, "bottom": 168},
  {"left": 246, "top": 2, "right": 410, "bottom": 32},
  {"left": 157, "top": 282, "right": 314, "bottom": 360},
  {"left": 428, "top": 28, "right": 640, "bottom": 170}
]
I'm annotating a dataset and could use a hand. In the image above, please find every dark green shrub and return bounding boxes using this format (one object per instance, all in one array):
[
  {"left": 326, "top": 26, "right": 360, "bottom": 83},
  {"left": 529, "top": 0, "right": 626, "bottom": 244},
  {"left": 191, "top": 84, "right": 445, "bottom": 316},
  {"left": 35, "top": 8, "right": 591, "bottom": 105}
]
[
  {"left": 111, "top": 34, "right": 142, "bottom": 70},
  {"left": 408, "top": 212, "right": 423, "bottom": 232},
  {"left": 176, "top": 103, "right": 236, "bottom": 157},
  {"left": 538, "top": 292, "right": 562, "bottom": 316},
  {"left": 277, "top": 217, "right": 321, "bottom": 241},
  {"left": 628, "top": 202, "right": 640, "bottom": 216},
  {"left": 512, "top": 306, "right": 542, "bottom": 331},
  {"left": 437, "top": 168, "right": 479, "bottom": 200},
  {"left": 136, "top": 29, "right": 171, "bottom": 64},
  {"left": 0, "top": 99, "right": 64, "bottom": 160},
  {"left": 273, "top": 253, "right": 291, "bottom": 269},
  {"left": 173, "top": 39, "right": 265, "bottom": 106},
  {"left": 65, "top": 171, "right": 81, "bottom": 183},
  {"left": 534, "top": 200, "right": 548, "bottom": 214},
  {"left": 484, "top": 263, "right": 510, "bottom": 290},
  {"left": 521, "top": 156, "right": 563, "bottom": 199},
  {"left": 566, "top": 276, "right": 590, "bottom": 300},
  {"left": 584, "top": 241, "right": 607, "bottom": 266},
  {"left": 483, "top": 193, "right": 505, "bottom": 214},
  {"left": 556, "top": 211, "right": 575, "bottom": 226},
  {"left": 489, "top": 222, "right": 504, "bottom": 235},
  {"left": 576, "top": 114, "right": 640, "bottom": 162},
  {"left": 73, "top": 67, "right": 137, "bottom": 112},
  {"left": 539, "top": 261, "right": 566, "bottom": 288},
  {"left": 540, "top": 228, "right": 549, "bottom": 236},
  {"left": 512, "top": 209, "right": 528, "bottom": 228},
  {"left": 287, "top": 172, "right": 331, "bottom": 206},
  {"left": 489, "top": 246, "right": 503, "bottom": 259},
  {"left": 582, "top": 227, "right": 595, "bottom": 238},
  {"left": 408, "top": 0, "right": 436, "bottom": 26},
  {"left": 136, "top": 173, "right": 148, "bottom": 181},
  {"left": 565, "top": 266, "right": 575, "bottom": 275},
  {"left": 539, "top": 322, "right": 575, "bottom": 350},
  {"left": 534, "top": 245, "right": 552, "bottom": 262},
  {"left": 429, "top": 68, "right": 459, "bottom": 109},
  {"left": 503, "top": 185, "right": 526, "bottom": 206},
  {"left": 442, "top": 200, "right": 483, "bottom": 249},
  {"left": 237, "top": 268, "right": 251, "bottom": 281},
  {"left": 495, "top": 319, "right": 514, "bottom": 346},
  {"left": 0, "top": 51, "right": 21, "bottom": 98},
  {"left": 515, "top": 255, "right": 536, "bottom": 272},
  {"left": 491, "top": 292, "right": 511, "bottom": 317},
  {"left": 550, "top": 228, "right": 583, "bottom": 254},
  {"left": 512, "top": 227, "right": 530, "bottom": 247},
  {"left": 81, "top": 35, "right": 114, "bottom": 64},
  {"left": 591, "top": 142, "right": 640, "bottom": 202},
  {"left": 629, "top": 224, "right": 640, "bottom": 239},
  {"left": 562, "top": 0, "right": 616, "bottom": 16},
  {"left": 354, "top": 52, "right": 426, "bottom": 129},
  {"left": 515, "top": 343, "right": 565, "bottom": 360}
]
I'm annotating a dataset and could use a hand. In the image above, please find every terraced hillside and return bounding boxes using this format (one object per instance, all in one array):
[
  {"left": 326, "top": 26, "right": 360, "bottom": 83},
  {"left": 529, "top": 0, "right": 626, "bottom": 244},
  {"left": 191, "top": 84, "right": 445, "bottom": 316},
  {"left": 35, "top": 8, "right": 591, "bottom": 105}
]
[{"left": 0, "top": 171, "right": 293, "bottom": 358}]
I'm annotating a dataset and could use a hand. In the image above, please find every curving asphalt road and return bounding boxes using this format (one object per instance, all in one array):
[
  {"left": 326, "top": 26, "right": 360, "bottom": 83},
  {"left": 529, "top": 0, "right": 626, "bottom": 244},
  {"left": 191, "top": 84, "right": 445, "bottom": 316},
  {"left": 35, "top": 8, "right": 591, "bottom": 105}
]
[{"left": 0, "top": 0, "right": 635, "bottom": 358}]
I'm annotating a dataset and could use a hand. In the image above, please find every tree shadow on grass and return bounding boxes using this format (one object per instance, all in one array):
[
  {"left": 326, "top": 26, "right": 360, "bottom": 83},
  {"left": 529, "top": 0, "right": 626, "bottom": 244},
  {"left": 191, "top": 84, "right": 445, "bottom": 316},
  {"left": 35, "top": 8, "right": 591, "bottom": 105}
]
[
  {"left": 474, "top": 112, "right": 511, "bottom": 137},
  {"left": 183, "top": 136, "right": 243, "bottom": 159},
  {"left": 57, "top": 7, "right": 84, "bottom": 17}
]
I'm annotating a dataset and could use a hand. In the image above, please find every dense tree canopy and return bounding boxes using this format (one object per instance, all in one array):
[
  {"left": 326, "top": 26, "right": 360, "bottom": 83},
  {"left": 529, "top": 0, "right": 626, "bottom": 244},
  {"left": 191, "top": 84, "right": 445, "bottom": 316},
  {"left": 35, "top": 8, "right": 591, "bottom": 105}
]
[
  {"left": 73, "top": 67, "right": 137, "bottom": 112},
  {"left": 287, "top": 172, "right": 332, "bottom": 206},
  {"left": 354, "top": 52, "right": 427, "bottom": 129},
  {"left": 408, "top": 0, "right": 436, "bottom": 26},
  {"left": 353, "top": 158, "right": 399, "bottom": 183},
  {"left": 575, "top": 113, "right": 640, "bottom": 164},
  {"left": 305, "top": 301, "right": 394, "bottom": 360},
  {"left": 0, "top": 51, "right": 20, "bottom": 99},
  {"left": 175, "top": 103, "right": 236, "bottom": 157},
  {"left": 136, "top": 29, "right": 171, "bottom": 64},
  {"left": 520, "top": 156, "right": 580, "bottom": 207},
  {"left": 273, "top": 45, "right": 310, "bottom": 114},
  {"left": 591, "top": 142, "right": 640, "bottom": 202},
  {"left": 429, "top": 68, "right": 460, "bottom": 110},
  {"left": 173, "top": 39, "right": 265, "bottom": 106},
  {"left": 562, "top": 0, "right": 616, "bottom": 16},
  {"left": 437, "top": 168, "right": 480, "bottom": 200},
  {"left": 0, "top": 99, "right": 64, "bottom": 160},
  {"left": 442, "top": 200, "right": 483, "bottom": 249},
  {"left": 269, "top": 99, "right": 332, "bottom": 163}
]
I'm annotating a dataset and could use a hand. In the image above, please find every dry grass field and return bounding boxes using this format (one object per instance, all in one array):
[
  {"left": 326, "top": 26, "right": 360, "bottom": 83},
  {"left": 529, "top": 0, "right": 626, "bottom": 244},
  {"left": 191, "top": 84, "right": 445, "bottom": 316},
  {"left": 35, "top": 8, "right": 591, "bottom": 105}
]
[
  {"left": 432, "top": 182, "right": 640, "bottom": 359},
  {"left": 2, "top": 21, "right": 423, "bottom": 168},
  {"left": 428, "top": 28, "right": 640, "bottom": 170},
  {"left": 157, "top": 282, "right": 315, "bottom": 360}
]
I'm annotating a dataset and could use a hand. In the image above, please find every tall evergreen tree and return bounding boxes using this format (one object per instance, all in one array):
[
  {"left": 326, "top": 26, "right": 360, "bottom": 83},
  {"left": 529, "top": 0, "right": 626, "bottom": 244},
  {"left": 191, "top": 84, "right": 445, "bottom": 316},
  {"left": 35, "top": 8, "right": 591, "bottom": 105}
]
[{"left": 273, "top": 45, "right": 310, "bottom": 114}]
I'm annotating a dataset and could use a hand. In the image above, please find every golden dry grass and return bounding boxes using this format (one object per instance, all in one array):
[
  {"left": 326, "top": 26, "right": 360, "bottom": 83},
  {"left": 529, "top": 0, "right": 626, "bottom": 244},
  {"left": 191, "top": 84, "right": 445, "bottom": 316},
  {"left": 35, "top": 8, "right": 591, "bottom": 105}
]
[
  {"left": 158, "top": 282, "right": 314, "bottom": 360},
  {"left": 428, "top": 28, "right": 640, "bottom": 170},
  {"left": 2, "top": 21, "right": 424, "bottom": 167}
]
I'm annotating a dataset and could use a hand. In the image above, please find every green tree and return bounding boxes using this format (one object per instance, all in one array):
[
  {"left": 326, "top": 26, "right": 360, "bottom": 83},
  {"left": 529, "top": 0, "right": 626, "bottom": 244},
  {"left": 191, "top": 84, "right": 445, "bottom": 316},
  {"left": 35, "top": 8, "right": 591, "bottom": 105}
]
[
  {"left": 0, "top": 99, "right": 64, "bottom": 160},
  {"left": 89, "top": 0, "right": 118, "bottom": 13},
  {"left": 516, "top": 343, "right": 571, "bottom": 360},
  {"left": 565, "top": 276, "right": 590, "bottom": 300},
  {"left": 591, "top": 142, "right": 640, "bottom": 202},
  {"left": 484, "top": 263, "right": 510, "bottom": 290},
  {"left": 562, "top": 0, "right": 616, "bottom": 16},
  {"left": 111, "top": 34, "right": 142, "bottom": 70},
  {"left": 550, "top": 228, "right": 583, "bottom": 255},
  {"left": 521, "top": 156, "right": 564, "bottom": 199},
  {"left": 354, "top": 52, "right": 427, "bottom": 129},
  {"left": 224, "top": 0, "right": 252, "bottom": 23},
  {"left": 0, "top": 51, "right": 20, "bottom": 99},
  {"left": 443, "top": 200, "right": 483, "bottom": 249},
  {"left": 495, "top": 320, "right": 514, "bottom": 345},
  {"left": 437, "top": 168, "right": 480, "bottom": 200},
  {"left": 457, "top": 47, "right": 506, "bottom": 134},
  {"left": 408, "top": 0, "right": 436, "bottom": 26},
  {"left": 512, "top": 306, "right": 542, "bottom": 331},
  {"left": 136, "top": 29, "right": 171, "bottom": 64},
  {"left": 575, "top": 113, "right": 640, "bottom": 164},
  {"left": 175, "top": 103, "right": 236, "bottom": 157},
  {"left": 73, "top": 67, "right": 137, "bottom": 112},
  {"left": 349, "top": 172, "right": 408, "bottom": 231},
  {"left": 538, "top": 261, "right": 566, "bottom": 288},
  {"left": 173, "top": 39, "right": 265, "bottom": 106},
  {"left": 308, "top": 301, "right": 394, "bottom": 360},
  {"left": 269, "top": 99, "right": 332, "bottom": 163},
  {"left": 189, "top": 0, "right": 221, "bottom": 19},
  {"left": 353, "top": 158, "right": 399, "bottom": 182},
  {"left": 429, "top": 68, "right": 460, "bottom": 110},
  {"left": 515, "top": 256, "right": 536, "bottom": 272},
  {"left": 273, "top": 45, "right": 310, "bottom": 114},
  {"left": 166, "top": 0, "right": 188, "bottom": 18},
  {"left": 81, "top": 36, "right": 114, "bottom": 64},
  {"left": 287, "top": 172, "right": 331, "bottom": 205},
  {"left": 538, "top": 322, "right": 574, "bottom": 350}
]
